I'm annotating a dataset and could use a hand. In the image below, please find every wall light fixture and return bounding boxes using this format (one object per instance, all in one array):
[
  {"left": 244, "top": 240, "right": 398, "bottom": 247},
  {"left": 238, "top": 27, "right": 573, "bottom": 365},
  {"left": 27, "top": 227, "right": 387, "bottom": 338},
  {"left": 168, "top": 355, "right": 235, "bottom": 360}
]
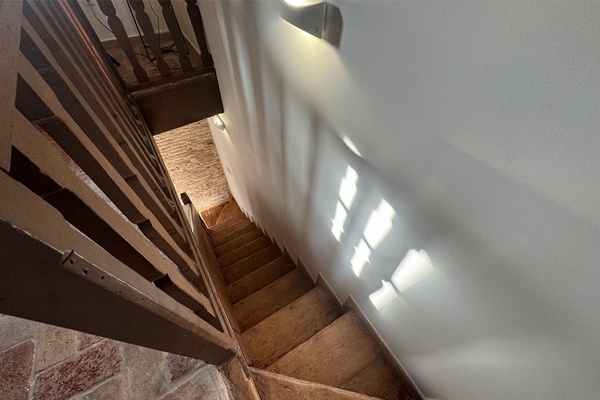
[
  {"left": 280, "top": 0, "right": 327, "bottom": 38},
  {"left": 213, "top": 114, "right": 226, "bottom": 131}
]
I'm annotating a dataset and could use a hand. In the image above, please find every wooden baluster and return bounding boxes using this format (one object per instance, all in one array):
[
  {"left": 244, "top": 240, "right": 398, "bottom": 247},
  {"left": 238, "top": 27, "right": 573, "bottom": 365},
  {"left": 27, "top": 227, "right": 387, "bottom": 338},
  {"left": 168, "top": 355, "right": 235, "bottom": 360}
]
[
  {"left": 96, "top": 0, "right": 149, "bottom": 83},
  {"left": 157, "top": 0, "right": 192, "bottom": 72},
  {"left": 184, "top": 0, "right": 213, "bottom": 67},
  {"left": 128, "top": 0, "right": 171, "bottom": 77},
  {"left": 0, "top": 0, "right": 23, "bottom": 171}
]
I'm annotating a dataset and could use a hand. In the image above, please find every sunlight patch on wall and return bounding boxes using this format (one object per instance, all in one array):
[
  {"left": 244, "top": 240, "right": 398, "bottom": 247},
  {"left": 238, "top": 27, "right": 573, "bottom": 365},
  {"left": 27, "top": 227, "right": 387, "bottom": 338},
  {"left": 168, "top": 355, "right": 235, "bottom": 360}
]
[
  {"left": 363, "top": 199, "right": 395, "bottom": 249},
  {"left": 331, "top": 166, "right": 358, "bottom": 241},
  {"left": 350, "top": 199, "right": 395, "bottom": 277},
  {"left": 369, "top": 249, "right": 435, "bottom": 310},
  {"left": 350, "top": 239, "right": 371, "bottom": 277}
]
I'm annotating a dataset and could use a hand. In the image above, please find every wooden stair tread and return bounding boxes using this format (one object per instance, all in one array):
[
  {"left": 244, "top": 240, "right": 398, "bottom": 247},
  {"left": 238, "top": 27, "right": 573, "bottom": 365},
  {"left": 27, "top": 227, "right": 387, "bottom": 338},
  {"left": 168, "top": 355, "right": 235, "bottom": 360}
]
[
  {"left": 222, "top": 245, "right": 281, "bottom": 284},
  {"left": 242, "top": 287, "right": 341, "bottom": 368},
  {"left": 215, "top": 228, "right": 264, "bottom": 257},
  {"left": 212, "top": 223, "right": 257, "bottom": 247},
  {"left": 251, "top": 368, "right": 381, "bottom": 400},
  {"left": 267, "top": 311, "right": 381, "bottom": 394},
  {"left": 227, "top": 255, "right": 296, "bottom": 304},
  {"left": 340, "top": 358, "right": 415, "bottom": 400},
  {"left": 210, "top": 214, "right": 248, "bottom": 234},
  {"left": 211, "top": 219, "right": 253, "bottom": 241},
  {"left": 216, "top": 200, "right": 243, "bottom": 225},
  {"left": 217, "top": 235, "right": 271, "bottom": 268}
]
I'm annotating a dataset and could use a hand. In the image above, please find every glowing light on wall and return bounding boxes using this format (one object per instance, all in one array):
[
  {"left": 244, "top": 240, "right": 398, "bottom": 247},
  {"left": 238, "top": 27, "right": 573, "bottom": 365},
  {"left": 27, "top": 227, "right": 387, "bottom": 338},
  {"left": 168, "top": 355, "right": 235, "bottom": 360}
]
[
  {"left": 342, "top": 135, "right": 362, "bottom": 157},
  {"left": 391, "top": 249, "right": 434, "bottom": 292},
  {"left": 213, "top": 114, "right": 226, "bottom": 131},
  {"left": 331, "top": 201, "right": 347, "bottom": 241},
  {"left": 331, "top": 165, "right": 359, "bottom": 241},
  {"left": 339, "top": 166, "right": 358, "bottom": 209},
  {"left": 369, "top": 280, "right": 397, "bottom": 310},
  {"left": 362, "top": 200, "right": 395, "bottom": 249},
  {"left": 350, "top": 239, "right": 371, "bottom": 277},
  {"left": 280, "top": 0, "right": 327, "bottom": 38}
]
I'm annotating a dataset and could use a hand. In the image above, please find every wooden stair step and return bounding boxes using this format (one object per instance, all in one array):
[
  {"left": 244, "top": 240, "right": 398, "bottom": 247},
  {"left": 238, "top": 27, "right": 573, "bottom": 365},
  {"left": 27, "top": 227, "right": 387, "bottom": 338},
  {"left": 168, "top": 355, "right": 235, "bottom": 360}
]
[
  {"left": 210, "top": 214, "right": 247, "bottom": 235},
  {"left": 242, "top": 287, "right": 341, "bottom": 368},
  {"left": 233, "top": 267, "right": 314, "bottom": 331},
  {"left": 267, "top": 311, "right": 381, "bottom": 395},
  {"left": 250, "top": 368, "right": 381, "bottom": 400},
  {"left": 340, "top": 358, "right": 415, "bottom": 400},
  {"left": 215, "top": 228, "right": 264, "bottom": 257},
  {"left": 211, "top": 219, "right": 253, "bottom": 241},
  {"left": 212, "top": 223, "right": 257, "bottom": 247},
  {"left": 218, "top": 236, "right": 272, "bottom": 268},
  {"left": 222, "top": 245, "right": 282, "bottom": 284},
  {"left": 227, "top": 255, "right": 297, "bottom": 305},
  {"left": 216, "top": 200, "right": 243, "bottom": 225}
]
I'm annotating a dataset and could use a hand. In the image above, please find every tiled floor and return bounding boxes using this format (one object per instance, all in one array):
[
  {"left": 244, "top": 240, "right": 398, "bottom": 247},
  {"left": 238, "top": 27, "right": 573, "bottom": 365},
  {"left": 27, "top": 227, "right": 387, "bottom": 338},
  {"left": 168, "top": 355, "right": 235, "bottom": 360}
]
[{"left": 0, "top": 314, "right": 233, "bottom": 400}]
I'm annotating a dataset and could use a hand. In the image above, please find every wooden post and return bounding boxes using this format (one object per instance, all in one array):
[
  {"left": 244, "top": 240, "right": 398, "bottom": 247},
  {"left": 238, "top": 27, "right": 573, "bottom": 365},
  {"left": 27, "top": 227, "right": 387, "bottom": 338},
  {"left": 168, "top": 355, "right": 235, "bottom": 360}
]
[
  {"left": 0, "top": 0, "right": 23, "bottom": 171},
  {"left": 129, "top": 0, "right": 172, "bottom": 77},
  {"left": 158, "top": 0, "right": 193, "bottom": 72},
  {"left": 96, "top": 0, "right": 149, "bottom": 83},
  {"left": 185, "top": 0, "right": 213, "bottom": 67}
]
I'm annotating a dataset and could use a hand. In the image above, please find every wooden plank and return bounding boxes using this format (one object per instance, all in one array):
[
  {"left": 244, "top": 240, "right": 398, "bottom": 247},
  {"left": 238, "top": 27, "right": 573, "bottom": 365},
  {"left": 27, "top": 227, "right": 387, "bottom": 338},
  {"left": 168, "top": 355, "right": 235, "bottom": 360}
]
[
  {"left": 96, "top": 0, "right": 148, "bottom": 82},
  {"left": 216, "top": 228, "right": 263, "bottom": 257},
  {"left": 25, "top": 1, "right": 171, "bottom": 208},
  {"left": 19, "top": 22, "right": 185, "bottom": 245},
  {"left": 223, "top": 357, "right": 262, "bottom": 400},
  {"left": 217, "top": 236, "right": 272, "bottom": 269},
  {"left": 0, "top": 171, "right": 235, "bottom": 363},
  {"left": 10, "top": 111, "right": 214, "bottom": 317},
  {"left": 15, "top": 58, "right": 198, "bottom": 280},
  {"left": 341, "top": 296, "right": 423, "bottom": 400},
  {"left": 233, "top": 267, "right": 313, "bottom": 331},
  {"left": 213, "top": 224, "right": 257, "bottom": 248},
  {"left": 158, "top": 0, "right": 193, "bottom": 71},
  {"left": 210, "top": 214, "right": 248, "bottom": 235},
  {"left": 0, "top": 0, "right": 23, "bottom": 171},
  {"left": 242, "top": 287, "right": 341, "bottom": 368},
  {"left": 216, "top": 200, "right": 243, "bottom": 225},
  {"left": 251, "top": 368, "right": 380, "bottom": 400},
  {"left": 133, "top": 73, "right": 224, "bottom": 135},
  {"left": 184, "top": 0, "right": 213, "bottom": 67},
  {"left": 267, "top": 312, "right": 380, "bottom": 392},
  {"left": 340, "top": 358, "right": 413, "bottom": 400},
  {"left": 222, "top": 245, "right": 282, "bottom": 284},
  {"left": 129, "top": 0, "right": 171, "bottom": 77},
  {"left": 228, "top": 256, "right": 297, "bottom": 305},
  {"left": 211, "top": 219, "right": 254, "bottom": 241}
]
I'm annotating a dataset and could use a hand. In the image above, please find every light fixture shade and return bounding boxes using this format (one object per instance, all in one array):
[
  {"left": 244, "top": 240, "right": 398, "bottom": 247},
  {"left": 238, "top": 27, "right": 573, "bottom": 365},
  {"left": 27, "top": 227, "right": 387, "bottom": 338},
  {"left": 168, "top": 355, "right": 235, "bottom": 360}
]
[
  {"left": 213, "top": 115, "right": 226, "bottom": 131},
  {"left": 280, "top": 0, "right": 327, "bottom": 38},
  {"left": 391, "top": 249, "right": 434, "bottom": 292}
]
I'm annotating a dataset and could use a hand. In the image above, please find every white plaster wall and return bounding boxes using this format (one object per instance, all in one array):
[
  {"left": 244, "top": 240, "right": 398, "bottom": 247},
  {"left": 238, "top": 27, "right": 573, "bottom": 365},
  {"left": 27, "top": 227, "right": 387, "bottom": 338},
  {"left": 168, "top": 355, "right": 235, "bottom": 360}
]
[{"left": 200, "top": 1, "right": 600, "bottom": 398}]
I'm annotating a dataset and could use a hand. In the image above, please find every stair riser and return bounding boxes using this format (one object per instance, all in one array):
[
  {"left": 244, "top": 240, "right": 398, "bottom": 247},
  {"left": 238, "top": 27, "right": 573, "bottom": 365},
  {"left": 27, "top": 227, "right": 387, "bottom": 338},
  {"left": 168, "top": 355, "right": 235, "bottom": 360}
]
[{"left": 218, "top": 236, "right": 272, "bottom": 269}]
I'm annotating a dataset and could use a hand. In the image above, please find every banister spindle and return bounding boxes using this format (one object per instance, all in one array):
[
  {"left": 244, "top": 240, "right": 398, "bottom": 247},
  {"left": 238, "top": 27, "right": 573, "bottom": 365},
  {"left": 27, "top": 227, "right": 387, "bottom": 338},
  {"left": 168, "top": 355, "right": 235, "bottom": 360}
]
[
  {"left": 184, "top": 0, "right": 213, "bottom": 67},
  {"left": 158, "top": 0, "right": 192, "bottom": 72},
  {"left": 96, "top": 0, "right": 149, "bottom": 83},
  {"left": 129, "top": 0, "right": 172, "bottom": 77}
]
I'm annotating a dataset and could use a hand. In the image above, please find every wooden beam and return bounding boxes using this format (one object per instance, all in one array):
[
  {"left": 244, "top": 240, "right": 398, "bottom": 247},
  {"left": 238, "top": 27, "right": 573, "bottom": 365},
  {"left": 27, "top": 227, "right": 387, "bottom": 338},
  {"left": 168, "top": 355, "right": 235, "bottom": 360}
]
[
  {"left": 0, "top": 0, "right": 23, "bottom": 171},
  {"left": 0, "top": 171, "right": 236, "bottom": 363}
]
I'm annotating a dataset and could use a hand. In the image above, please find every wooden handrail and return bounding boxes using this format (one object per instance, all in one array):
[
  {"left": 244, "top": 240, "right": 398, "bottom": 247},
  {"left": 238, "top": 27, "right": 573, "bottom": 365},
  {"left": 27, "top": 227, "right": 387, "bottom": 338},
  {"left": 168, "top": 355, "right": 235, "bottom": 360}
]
[{"left": 0, "top": 0, "right": 235, "bottom": 363}]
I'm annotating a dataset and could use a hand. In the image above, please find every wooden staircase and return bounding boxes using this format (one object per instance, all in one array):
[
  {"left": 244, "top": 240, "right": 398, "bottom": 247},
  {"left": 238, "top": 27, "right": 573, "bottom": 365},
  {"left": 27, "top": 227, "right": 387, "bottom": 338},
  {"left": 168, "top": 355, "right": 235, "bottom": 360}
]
[{"left": 205, "top": 201, "right": 421, "bottom": 400}]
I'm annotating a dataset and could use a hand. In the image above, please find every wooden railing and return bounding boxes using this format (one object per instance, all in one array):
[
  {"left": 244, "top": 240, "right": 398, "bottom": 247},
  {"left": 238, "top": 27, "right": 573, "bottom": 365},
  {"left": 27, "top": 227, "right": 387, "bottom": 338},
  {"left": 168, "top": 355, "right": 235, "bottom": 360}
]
[
  {"left": 0, "top": 0, "right": 234, "bottom": 364},
  {"left": 95, "top": 0, "right": 213, "bottom": 88}
]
